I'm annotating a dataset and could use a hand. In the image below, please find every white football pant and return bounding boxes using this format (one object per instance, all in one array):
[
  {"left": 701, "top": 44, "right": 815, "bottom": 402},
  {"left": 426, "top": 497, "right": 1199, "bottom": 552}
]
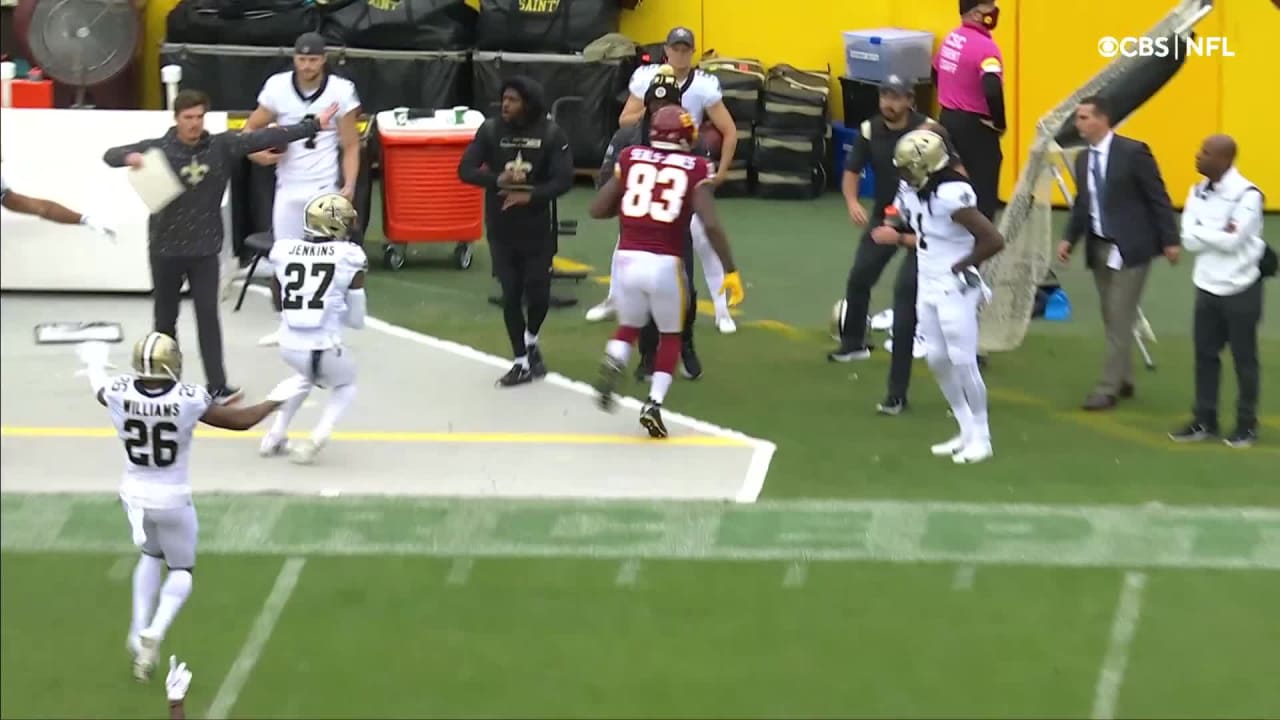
[
  {"left": 917, "top": 279, "right": 991, "bottom": 446},
  {"left": 613, "top": 250, "right": 687, "bottom": 333},
  {"left": 690, "top": 214, "right": 729, "bottom": 319}
]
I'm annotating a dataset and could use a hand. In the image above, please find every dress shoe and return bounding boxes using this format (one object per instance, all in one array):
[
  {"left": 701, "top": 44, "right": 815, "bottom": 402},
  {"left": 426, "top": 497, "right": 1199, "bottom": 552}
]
[{"left": 1082, "top": 393, "right": 1117, "bottom": 411}]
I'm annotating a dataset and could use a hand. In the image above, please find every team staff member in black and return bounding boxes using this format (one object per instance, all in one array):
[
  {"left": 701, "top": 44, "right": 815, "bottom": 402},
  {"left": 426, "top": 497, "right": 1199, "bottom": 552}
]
[
  {"left": 831, "top": 75, "right": 962, "bottom": 415},
  {"left": 103, "top": 89, "right": 334, "bottom": 405},
  {"left": 597, "top": 71, "right": 702, "bottom": 381},
  {"left": 934, "top": 0, "right": 1006, "bottom": 221},
  {"left": 459, "top": 76, "right": 574, "bottom": 388}
]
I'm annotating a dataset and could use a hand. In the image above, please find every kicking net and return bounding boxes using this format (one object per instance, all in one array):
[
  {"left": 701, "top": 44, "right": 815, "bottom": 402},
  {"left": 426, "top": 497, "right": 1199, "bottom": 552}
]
[{"left": 977, "top": 0, "right": 1215, "bottom": 353}]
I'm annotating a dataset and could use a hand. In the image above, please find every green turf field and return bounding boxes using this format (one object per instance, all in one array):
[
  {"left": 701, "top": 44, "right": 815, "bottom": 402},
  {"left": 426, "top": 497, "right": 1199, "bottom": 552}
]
[{"left": 3, "top": 184, "right": 1278, "bottom": 719}]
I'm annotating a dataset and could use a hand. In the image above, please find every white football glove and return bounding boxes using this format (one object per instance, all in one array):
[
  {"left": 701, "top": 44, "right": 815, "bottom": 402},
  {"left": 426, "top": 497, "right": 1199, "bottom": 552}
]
[
  {"left": 79, "top": 215, "right": 116, "bottom": 241},
  {"left": 165, "top": 655, "right": 192, "bottom": 702},
  {"left": 266, "top": 374, "right": 312, "bottom": 403},
  {"left": 75, "top": 340, "right": 112, "bottom": 369}
]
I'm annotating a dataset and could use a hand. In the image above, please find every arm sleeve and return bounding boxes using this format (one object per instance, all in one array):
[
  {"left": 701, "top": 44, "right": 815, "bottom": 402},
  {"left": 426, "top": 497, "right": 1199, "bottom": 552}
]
[
  {"left": 255, "top": 78, "right": 279, "bottom": 113},
  {"left": 627, "top": 67, "right": 651, "bottom": 99},
  {"left": 340, "top": 82, "right": 362, "bottom": 116},
  {"left": 1186, "top": 188, "right": 1264, "bottom": 253},
  {"left": 704, "top": 74, "right": 724, "bottom": 107},
  {"left": 844, "top": 126, "right": 870, "bottom": 175},
  {"left": 220, "top": 121, "right": 319, "bottom": 157},
  {"left": 980, "top": 71, "right": 1006, "bottom": 130},
  {"left": 457, "top": 122, "right": 500, "bottom": 190},
  {"left": 102, "top": 138, "right": 162, "bottom": 166},
  {"left": 597, "top": 134, "right": 624, "bottom": 190},
  {"left": 1133, "top": 143, "right": 1179, "bottom": 248},
  {"left": 530, "top": 126, "right": 575, "bottom": 204}
]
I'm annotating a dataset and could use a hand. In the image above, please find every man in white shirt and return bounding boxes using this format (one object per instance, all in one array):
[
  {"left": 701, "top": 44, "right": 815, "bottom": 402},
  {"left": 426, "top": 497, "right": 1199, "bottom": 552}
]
[
  {"left": 1170, "top": 134, "right": 1267, "bottom": 448},
  {"left": 587, "top": 27, "right": 740, "bottom": 336},
  {"left": 243, "top": 32, "right": 363, "bottom": 344}
]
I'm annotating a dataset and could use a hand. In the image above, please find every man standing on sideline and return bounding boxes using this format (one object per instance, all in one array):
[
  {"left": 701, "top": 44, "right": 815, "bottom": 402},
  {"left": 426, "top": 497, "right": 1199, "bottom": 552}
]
[
  {"left": 458, "top": 76, "right": 574, "bottom": 388},
  {"left": 588, "top": 26, "right": 739, "bottom": 339},
  {"left": 1, "top": 175, "right": 115, "bottom": 238},
  {"left": 1170, "top": 135, "right": 1266, "bottom": 448},
  {"left": 933, "top": 0, "right": 1006, "bottom": 221},
  {"left": 1057, "top": 95, "right": 1179, "bottom": 411},
  {"left": 830, "top": 75, "right": 962, "bottom": 416},
  {"left": 242, "top": 31, "right": 363, "bottom": 346},
  {"left": 102, "top": 89, "right": 336, "bottom": 404}
]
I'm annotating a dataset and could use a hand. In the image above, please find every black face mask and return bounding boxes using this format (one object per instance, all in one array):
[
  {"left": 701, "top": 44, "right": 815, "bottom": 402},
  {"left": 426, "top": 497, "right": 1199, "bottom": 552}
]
[{"left": 980, "top": 6, "right": 1000, "bottom": 30}]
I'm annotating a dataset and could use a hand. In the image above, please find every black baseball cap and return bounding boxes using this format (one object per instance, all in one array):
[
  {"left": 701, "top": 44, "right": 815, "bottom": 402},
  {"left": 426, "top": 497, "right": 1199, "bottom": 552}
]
[
  {"left": 666, "top": 27, "right": 695, "bottom": 47},
  {"left": 294, "top": 32, "right": 327, "bottom": 56},
  {"left": 879, "top": 74, "right": 913, "bottom": 96}
]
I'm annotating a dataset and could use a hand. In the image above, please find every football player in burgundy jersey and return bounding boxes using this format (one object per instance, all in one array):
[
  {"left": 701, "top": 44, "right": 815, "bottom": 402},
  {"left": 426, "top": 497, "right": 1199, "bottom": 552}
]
[{"left": 587, "top": 106, "right": 745, "bottom": 437}]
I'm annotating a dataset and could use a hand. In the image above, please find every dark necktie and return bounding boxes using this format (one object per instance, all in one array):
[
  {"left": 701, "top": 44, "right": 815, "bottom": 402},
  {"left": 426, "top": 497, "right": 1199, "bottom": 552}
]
[{"left": 1091, "top": 149, "right": 1107, "bottom": 237}]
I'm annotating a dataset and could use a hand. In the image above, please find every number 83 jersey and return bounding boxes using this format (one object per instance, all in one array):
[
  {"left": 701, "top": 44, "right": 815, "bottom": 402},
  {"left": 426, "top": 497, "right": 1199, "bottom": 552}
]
[
  {"left": 104, "top": 377, "right": 212, "bottom": 509},
  {"left": 269, "top": 237, "right": 369, "bottom": 350},
  {"left": 615, "top": 145, "right": 714, "bottom": 257}
]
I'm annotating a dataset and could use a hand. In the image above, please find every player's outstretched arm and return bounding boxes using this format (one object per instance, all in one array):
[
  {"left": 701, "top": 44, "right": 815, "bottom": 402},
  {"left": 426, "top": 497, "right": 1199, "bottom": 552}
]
[
  {"left": 949, "top": 206, "right": 1006, "bottom": 272},
  {"left": 2, "top": 189, "right": 89, "bottom": 225},
  {"left": 589, "top": 175, "right": 623, "bottom": 219},
  {"left": 691, "top": 183, "right": 736, "bottom": 273}
]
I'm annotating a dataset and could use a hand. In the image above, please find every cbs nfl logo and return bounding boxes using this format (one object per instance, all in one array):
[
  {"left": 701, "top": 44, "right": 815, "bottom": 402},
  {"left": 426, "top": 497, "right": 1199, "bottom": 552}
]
[{"left": 1097, "top": 35, "right": 1235, "bottom": 60}]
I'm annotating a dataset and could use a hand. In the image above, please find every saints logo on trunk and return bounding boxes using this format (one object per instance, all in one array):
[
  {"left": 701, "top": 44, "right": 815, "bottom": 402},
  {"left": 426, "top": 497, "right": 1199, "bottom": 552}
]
[{"left": 179, "top": 157, "right": 210, "bottom": 186}]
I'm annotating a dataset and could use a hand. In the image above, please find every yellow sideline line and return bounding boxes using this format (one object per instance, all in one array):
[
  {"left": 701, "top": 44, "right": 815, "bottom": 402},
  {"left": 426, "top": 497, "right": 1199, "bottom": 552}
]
[{"left": 0, "top": 426, "right": 751, "bottom": 448}]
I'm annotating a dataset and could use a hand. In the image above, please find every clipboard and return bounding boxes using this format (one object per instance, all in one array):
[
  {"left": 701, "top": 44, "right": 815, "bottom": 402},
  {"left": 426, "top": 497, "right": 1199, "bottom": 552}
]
[{"left": 127, "top": 147, "right": 185, "bottom": 213}]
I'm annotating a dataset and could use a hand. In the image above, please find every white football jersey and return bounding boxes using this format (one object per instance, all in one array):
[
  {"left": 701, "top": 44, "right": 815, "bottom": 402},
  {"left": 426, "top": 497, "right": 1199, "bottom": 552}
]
[
  {"left": 628, "top": 65, "right": 723, "bottom": 125},
  {"left": 269, "top": 236, "right": 368, "bottom": 350},
  {"left": 104, "top": 376, "right": 212, "bottom": 510},
  {"left": 894, "top": 179, "right": 979, "bottom": 288},
  {"left": 257, "top": 71, "right": 361, "bottom": 185}
]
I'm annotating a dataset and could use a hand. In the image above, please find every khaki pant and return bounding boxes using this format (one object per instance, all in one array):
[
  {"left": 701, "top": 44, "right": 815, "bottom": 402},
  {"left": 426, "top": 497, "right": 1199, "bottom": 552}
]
[{"left": 1090, "top": 242, "right": 1150, "bottom": 396}]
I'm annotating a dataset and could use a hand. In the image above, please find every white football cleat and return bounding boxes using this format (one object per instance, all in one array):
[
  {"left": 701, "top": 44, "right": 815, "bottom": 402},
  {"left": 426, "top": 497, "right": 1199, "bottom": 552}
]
[
  {"left": 259, "top": 434, "right": 289, "bottom": 458},
  {"left": 953, "top": 440, "right": 994, "bottom": 465},
  {"left": 930, "top": 434, "right": 966, "bottom": 457},
  {"left": 133, "top": 631, "right": 160, "bottom": 682},
  {"left": 584, "top": 301, "right": 615, "bottom": 322},
  {"left": 126, "top": 634, "right": 142, "bottom": 659},
  {"left": 289, "top": 438, "right": 323, "bottom": 465},
  {"left": 257, "top": 330, "right": 280, "bottom": 347},
  {"left": 716, "top": 315, "right": 737, "bottom": 334}
]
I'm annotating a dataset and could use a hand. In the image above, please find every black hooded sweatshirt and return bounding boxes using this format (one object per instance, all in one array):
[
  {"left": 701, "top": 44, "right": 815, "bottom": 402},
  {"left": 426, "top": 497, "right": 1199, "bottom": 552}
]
[{"left": 458, "top": 76, "right": 574, "bottom": 245}]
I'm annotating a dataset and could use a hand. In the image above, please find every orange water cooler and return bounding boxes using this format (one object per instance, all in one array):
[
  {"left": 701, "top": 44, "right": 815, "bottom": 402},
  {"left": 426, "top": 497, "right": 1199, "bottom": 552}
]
[{"left": 376, "top": 109, "right": 486, "bottom": 271}]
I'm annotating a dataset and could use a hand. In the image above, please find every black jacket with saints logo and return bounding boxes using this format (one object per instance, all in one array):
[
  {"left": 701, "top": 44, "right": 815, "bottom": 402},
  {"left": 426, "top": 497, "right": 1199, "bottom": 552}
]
[
  {"left": 458, "top": 75, "right": 574, "bottom": 246},
  {"left": 103, "top": 121, "right": 319, "bottom": 257}
]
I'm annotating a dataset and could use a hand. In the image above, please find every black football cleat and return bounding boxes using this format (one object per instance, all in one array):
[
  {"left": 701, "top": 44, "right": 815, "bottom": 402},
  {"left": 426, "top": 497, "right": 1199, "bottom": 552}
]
[
  {"left": 634, "top": 353, "right": 655, "bottom": 383},
  {"left": 679, "top": 340, "right": 703, "bottom": 380},
  {"left": 496, "top": 364, "right": 533, "bottom": 388},
  {"left": 528, "top": 345, "right": 548, "bottom": 379},
  {"left": 640, "top": 399, "right": 668, "bottom": 439},
  {"left": 594, "top": 356, "right": 625, "bottom": 412}
]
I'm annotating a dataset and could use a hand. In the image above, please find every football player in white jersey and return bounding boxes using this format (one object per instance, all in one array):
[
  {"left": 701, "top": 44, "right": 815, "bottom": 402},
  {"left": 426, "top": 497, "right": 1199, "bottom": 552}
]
[
  {"left": 261, "top": 192, "right": 368, "bottom": 465},
  {"left": 589, "top": 27, "right": 740, "bottom": 334},
  {"left": 872, "top": 129, "right": 1005, "bottom": 464},
  {"left": 77, "top": 333, "right": 306, "bottom": 682},
  {"left": 243, "top": 32, "right": 362, "bottom": 345}
]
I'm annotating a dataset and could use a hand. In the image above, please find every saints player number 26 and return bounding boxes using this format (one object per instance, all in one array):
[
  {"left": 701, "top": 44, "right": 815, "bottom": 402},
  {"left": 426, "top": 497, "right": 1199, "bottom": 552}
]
[
  {"left": 282, "top": 262, "right": 336, "bottom": 310},
  {"left": 123, "top": 420, "right": 179, "bottom": 468},
  {"left": 621, "top": 163, "right": 689, "bottom": 224}
]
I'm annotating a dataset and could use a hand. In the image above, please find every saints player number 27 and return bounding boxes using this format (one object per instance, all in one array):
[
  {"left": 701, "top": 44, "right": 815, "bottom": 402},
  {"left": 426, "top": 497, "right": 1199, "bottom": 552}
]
[
  {"left": 123, "top": 420, "right": 179, "bottom": 468},
  {"left": 621, "top": 163, "right": 689, "bottom": 224},
  {"left": 282, "top": 262, "right": 336, "bottom": 310}
]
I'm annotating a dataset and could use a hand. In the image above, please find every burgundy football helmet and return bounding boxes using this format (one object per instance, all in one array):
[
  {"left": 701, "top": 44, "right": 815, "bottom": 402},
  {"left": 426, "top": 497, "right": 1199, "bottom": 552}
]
[{"left": 649, "top": 105, "right": 698, "bottom": 151}]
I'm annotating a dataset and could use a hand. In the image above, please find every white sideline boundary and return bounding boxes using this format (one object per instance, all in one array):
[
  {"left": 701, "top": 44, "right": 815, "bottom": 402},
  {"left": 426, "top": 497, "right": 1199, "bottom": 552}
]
[{"left": 244, "top": 285, "right": 777, "bottom": 503}]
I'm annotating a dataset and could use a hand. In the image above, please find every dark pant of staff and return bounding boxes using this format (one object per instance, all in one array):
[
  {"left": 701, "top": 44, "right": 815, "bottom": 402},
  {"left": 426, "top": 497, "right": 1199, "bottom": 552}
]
[
  {"left": 491, "top": 238, "right": 553, "bottom": 359},
  {"left": 841, "top": 233, "right": 918, "bottom": 399},
  {"left": 639, "top": 235, "right": 698, "bottom": 357},
  {"left": 150, "top": 253, "right": 228, "bottom": 390},
  {"left": 1193, "top": 280, "right": 1263, "bottom": 432},
  {"left": 939, "top": 108, "right": 1003, "bottom": 221}
]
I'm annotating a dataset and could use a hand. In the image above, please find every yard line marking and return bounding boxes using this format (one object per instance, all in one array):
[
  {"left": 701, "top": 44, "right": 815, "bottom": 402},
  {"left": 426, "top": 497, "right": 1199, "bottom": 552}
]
[
  {"left": 446, "top": 558, "right": 473, "bottom": 586},
  {"left": 1091, "top": 571, "right": 1148, "bottom": 720},
  {"left": 952, "top": 565, "right": 976, "bottom": 591},
  {"left": 107, "top": 555, "right": 132, "bottom": 581},
  {"left": 615, "top": 558, "right": 641, "bottom": 586},
  {"left": 0, "top": 425, "right": 750, "bottom": 448},
  {"left": 782, "top": 561, "right": 808, "bottom": 588},
  {"left": 206, "top": 557, "right": 306, "bottom": 720}
]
